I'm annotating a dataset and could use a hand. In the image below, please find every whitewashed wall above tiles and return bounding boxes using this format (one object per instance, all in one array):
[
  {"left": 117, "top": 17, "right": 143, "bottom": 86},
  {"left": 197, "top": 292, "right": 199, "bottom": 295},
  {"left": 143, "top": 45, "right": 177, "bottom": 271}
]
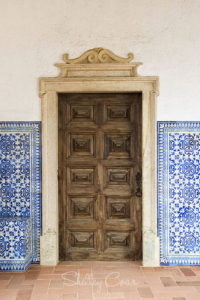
[{"left": 0, "top": 0, "right": 200, "bottom": 121}]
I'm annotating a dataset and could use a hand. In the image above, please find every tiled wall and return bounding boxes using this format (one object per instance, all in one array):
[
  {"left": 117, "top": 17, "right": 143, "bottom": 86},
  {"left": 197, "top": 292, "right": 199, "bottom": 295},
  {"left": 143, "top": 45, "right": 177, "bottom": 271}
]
[
  {"left": 0, "top": 122, "right": 41, "bottom": 271},
  {"left": 158, "top": 122, "right": 200, "bottom": 265}
]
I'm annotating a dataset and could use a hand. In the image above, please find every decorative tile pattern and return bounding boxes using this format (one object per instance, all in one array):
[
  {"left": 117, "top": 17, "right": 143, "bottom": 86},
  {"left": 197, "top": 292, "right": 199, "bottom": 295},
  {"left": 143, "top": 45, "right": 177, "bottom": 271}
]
[
  {"left": 0, "top": 122, "right": 41, "bottom": 271},
  {"left": 0, "top": 133, "right": 31, "bottom": 217},
  {"left": 0, "top": 218, "right": 32, "bottom": 271},
  {"left": 158, "top": 121, "right": 200, "bottom": 265},
  {"left": 0, "top": 218, "right": 31, "bottom": 260}
]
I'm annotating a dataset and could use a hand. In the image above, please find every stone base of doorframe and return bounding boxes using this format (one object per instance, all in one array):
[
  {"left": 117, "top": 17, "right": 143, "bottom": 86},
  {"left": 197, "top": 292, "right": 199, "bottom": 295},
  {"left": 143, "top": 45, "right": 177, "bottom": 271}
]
[
  {"left": 39, "top": 58, "right": 160, "bottom": 267},
  {"left": 143, "top": 232, "right": 160, "bottom": 266}
]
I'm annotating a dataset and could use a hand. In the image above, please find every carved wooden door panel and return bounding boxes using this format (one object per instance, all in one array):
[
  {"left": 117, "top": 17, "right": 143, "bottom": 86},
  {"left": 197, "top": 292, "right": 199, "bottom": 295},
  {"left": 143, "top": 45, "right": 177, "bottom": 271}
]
[{"left": 58, "top": 93, "right": 142, "bottom": 260}]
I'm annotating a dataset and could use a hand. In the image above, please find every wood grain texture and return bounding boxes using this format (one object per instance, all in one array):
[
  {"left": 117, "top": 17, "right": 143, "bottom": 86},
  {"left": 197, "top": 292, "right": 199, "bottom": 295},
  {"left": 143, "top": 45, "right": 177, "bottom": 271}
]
[{"left": 58, "top": 93, "right": 142, "bottom": 261}]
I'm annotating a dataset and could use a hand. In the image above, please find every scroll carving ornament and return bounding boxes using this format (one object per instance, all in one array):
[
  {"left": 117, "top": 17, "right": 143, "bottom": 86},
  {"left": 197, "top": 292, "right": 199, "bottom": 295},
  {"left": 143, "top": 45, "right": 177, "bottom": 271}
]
[{"left": 63, "top": 48, "right": 134, "bottom": 64}]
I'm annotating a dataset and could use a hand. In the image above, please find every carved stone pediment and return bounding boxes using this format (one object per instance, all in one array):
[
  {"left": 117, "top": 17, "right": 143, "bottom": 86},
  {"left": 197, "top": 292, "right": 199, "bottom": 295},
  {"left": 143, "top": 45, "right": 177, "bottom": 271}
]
[
  {"left": 63, "top": 48, "right": 134, "bottom": 64},
  {"left": 55, "top": 48, "right": 142, "bottom": 78}
]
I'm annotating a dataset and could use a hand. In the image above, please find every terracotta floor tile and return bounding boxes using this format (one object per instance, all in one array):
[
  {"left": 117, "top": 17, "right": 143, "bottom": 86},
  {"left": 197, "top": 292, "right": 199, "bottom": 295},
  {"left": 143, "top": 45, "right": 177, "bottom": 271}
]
[
  {"left": 63, "top": 283, "right": 78, "bottom": 294},
  {"left": 124, "top": 291, "right": 140, "bottom": 300},
  {"left": 194, "top": 285, "right": 200, "bottom": 292},
  {"left": 0, "top": 295, "right": 17, "bottom": 300},
  {"left": 32, "top": 279, "right": 50, "bottom": 294},
  {"left": 41, "top": 295, "right": 62, "bottom": 300},
  {"left": 111, "top": 285, "right": 137, "bottom": 294},
  {"left": 92, "top": 297, "right": 110, "bottom": 300},
  {"left": 0, "top": 289, "right": 18, "bottom": 296},
  {"left": 49, "top": 279, "right": 64, "bottom": 289},
  {"left": 0, "top": 279, "right": 9, "bottom": 289},
  {"left": 186, "top": 290, "right": 200, "bottom": 300},
  {"left": 16, "top": 289, "right": 32, "bottom": 300},
  {"left": 54, "top": 266, "right": 78, "bottom": 272},
  {"left": 25, "top": 271, "right": 40, "bottom": 280},
  {"left": 39, "top": 267, "right": 54, "bottom": 274},
  {"left": 176, "top": 281, "right": 200, "bottom": 286},
  {"left": 54, "top": 269, "right": 72, "bottom": 274},
  {"left": 78, "top": 270, "right": 92, "bottom": 279},
  {"left": 153, "top": 289, "right": 187, "bottom": 298},
  {"left": 191, "top": 267, "right": 200, "bottom": 274},
  {"left": 154, "top": 298, "right": 171, "bottom": 300},
  {"left": 108, "top": 291, "right": 125, "bottom": 299},
  {"left": 171, "top": 271, "right": 186, "bottom": 282},
  {"left": 77, "top": 262, "right": 92, "bottom": 270},
  {"left": 59, "top": 261, "right": 81, "bottom": 266},
  {"left": 62, "top": 294, "right": 77, "bottom": 300},
  {"left": 77, "top": 293, "right": 93, "bottom": 300},
  {"left": 23, "top": 279, "right": 36, "bottom": 285},
  {"left": 77, "top": 285, "right": 93, "bottom": 297},
  {"left": 30, "top": 293, "right": 50, "bottom": 300},
  {"left": 92, "top": 292, "right": 109, "bottom": 299},
  {"left": 80, "top": 261, "right": 92, "bottom": 265},
  {"left": 92, "top": 272, "right": 107, "bottom": 280},
  {"left": 160, "top": 276, "right": 177, "bottom": 287},
  {"left": 141, "top": 267, "right": 155, "bottom": 274},
  {"left": 144, "top": 276, "right": 163, "bottom": 286},
  {"left": 28, "top": 265, "right": 41, "bottom": 271},
  {"left": 137, "top": 287, "right": 154, "bottom": 298},
  {"left": 154, "top": 269, "right": 173, "bottom": 277},
  {"left": 0, "top": 273, "right": 13, "bottom": 280},
  {"left": 92, "top": 280, "right": 108, "bottom": 294},
  {"left": 62, "top": 271, "right": 80, "bottom": 286},
  {"left": 78, "top": 297, "right": 92, "bottom": 300},
  {"left": 19, "top": 284, "right": 34, "bottom": 290},
  {"left": 6, "top": 274, "right": 25, "bottom": 289},
  {"left": 180, "top": 268, "right": 196, "bottom": 276},
  {"left": 37, "top": 274, "right": 62, "bottom": 280},
  {"left": 104, "top": 265, "right": 120, "bottom": 270},
  {"left": 47, "top": 288, "right": 65, "bottom": 295}
]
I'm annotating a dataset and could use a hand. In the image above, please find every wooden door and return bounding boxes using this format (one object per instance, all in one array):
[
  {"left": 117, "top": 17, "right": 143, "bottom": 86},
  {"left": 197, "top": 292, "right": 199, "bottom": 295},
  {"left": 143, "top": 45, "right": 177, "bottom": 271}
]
[{"left": 58, "top": 93, "right": 142, "bottom": 260}]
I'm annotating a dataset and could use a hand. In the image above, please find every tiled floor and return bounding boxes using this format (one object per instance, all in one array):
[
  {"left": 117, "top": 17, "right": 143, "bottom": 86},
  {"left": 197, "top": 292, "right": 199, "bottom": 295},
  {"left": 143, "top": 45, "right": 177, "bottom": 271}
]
[{"left": 1, "top": 262, "right": 200, "bottom": 300}]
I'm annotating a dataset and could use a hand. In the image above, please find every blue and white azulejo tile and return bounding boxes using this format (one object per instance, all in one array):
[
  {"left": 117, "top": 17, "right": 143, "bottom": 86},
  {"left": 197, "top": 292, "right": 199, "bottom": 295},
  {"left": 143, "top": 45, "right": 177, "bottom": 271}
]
[
  {"left": 0, "top": 217, "right": 32, "bottom": 271},
  {"left": 158, "top": 121, "right": 200, "bottom": 265},
  {"left": 0, "top": 122, "right": 41, "bottom": 271}
]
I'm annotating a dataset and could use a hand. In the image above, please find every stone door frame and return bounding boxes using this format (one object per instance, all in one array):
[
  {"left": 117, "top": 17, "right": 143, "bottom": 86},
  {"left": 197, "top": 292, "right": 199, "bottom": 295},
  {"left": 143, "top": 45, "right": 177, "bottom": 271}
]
[{"left": 39, "top": 49, "right": 160, "bottom": 266}]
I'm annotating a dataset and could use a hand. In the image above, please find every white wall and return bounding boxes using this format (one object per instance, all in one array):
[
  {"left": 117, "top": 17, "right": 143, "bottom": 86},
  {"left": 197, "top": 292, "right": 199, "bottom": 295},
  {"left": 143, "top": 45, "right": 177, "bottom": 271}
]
[{"left": 0, "top": 0, "right": 200, "bottom": 121}]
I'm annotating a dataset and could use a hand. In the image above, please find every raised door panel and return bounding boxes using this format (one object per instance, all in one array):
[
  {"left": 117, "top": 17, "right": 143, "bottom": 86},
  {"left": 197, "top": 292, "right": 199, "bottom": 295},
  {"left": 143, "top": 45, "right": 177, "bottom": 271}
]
[
  {"left": 66, "top": 166, "right": 98, "bottom": 195},
  {"left": 104, "top": 133, "right": 132, "bottom": 159},
  {"left": 106, "top": 197, "right": 131, "bottom": 220},
  {"left": 69, "top": 134, "right": 96, "bottom": 157},
  {"left": 68, "top": 195, "right": 97, "bottom": 220},
  {"left": 70, "top": 105, "right": 96, "bottom": 122}
]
